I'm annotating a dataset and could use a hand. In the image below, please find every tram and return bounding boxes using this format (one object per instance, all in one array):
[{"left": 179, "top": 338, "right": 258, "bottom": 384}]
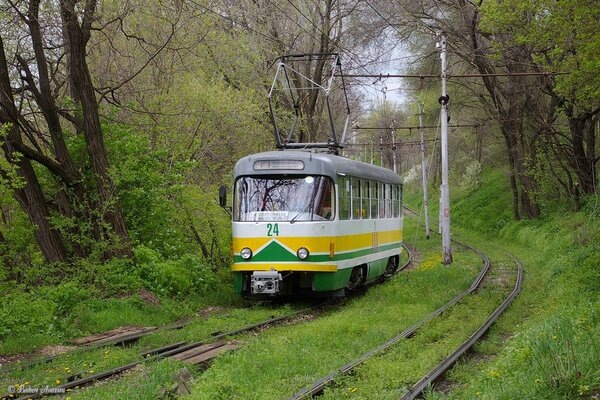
[{"left": 227, "top": 150, "right": 403, "bottom": 297}]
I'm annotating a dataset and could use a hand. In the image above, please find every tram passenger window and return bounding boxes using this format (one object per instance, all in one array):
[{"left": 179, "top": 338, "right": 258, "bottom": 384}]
[
  {"left": 362, "top": 180, "right": 370, "bottom": 219},
  {"left": 399, "top": 185, "right": 403, "bottom": 213},
  {"left": 352, "top": 178, "right": 361, "bottom": 219},
  {"left": 386, "top": 184, "right": 392, "bottom": 218},
  {"left": 339, "top": 176, "right": 351, "bottom": 220},
  {"left": 379, "top": 182, "right": 385, "bottom": 218},
  {"left": 393, "top": 185, "right": 400, "bottom": 218},
  {"left": 370, "top": 181, "right": 378, "bottom": 219}
]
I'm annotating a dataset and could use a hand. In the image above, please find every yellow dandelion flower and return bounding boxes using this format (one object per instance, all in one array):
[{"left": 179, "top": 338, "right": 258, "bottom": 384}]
[
  {"left": 489, "top": 369, "right": 501, "bottom": 378},
  {"left": 89, "top": 370, "right": 94, "bottom": 374},
  {"left": 55, "top": 379, "right": 61, "bottom": 385}
]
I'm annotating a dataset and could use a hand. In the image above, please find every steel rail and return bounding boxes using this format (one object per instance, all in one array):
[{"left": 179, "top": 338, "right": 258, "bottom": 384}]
[
  {"left": 1, "top": 299, "right": 316, "bottom": 374},
  {"left": 399, "top": 254, "right": 523, "bottom": 400},
  {"left": 0, "top": 315, "right": 204, "bottom": 374},
  {"left": 288, "top": 238, "right": 490, "bottom": 399},
  {"left": 2, "top": 300, "right": 340, "bottom": 400}
]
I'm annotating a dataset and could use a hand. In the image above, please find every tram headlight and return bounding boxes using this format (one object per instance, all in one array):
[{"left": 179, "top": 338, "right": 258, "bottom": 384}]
[
  {"left": 240, "top": 247, "right": 253, "bottom": 260},
  {"left": 297, "top": 247, "right": 310, "bottom": 260}
]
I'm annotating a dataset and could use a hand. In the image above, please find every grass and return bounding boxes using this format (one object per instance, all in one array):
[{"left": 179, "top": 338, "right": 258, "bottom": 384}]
[
  {"left": 0, "top": 305, "right": 295, "bottom": 396},
  {"left": 406, "top": 168, "right": 600, "bottom": 399}
]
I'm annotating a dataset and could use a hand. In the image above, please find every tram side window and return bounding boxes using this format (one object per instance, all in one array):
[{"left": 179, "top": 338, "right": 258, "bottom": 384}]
[
  {"left": 362, "top": 180, "right": 370, "bottom": 219},
  {"left": 385, "top": 184, "right": 392, "bottom": 218},
  {"left": 393, "top": 185, "right": 400, "bottom": 217},
  {"left": 379, "top": 182, "right": 385, "bottom": 218},
  {"left": 399, "top": 185, "right": 403, "bottom": 213},
  {"left": 352, "top": 178, "right": 361, "bottom": 219},
  {"left": 370, "top": 180, "right": 378, "bottom": 219},
  {"left": 339, "top": 176, "right": 351, "bottom": 220}
]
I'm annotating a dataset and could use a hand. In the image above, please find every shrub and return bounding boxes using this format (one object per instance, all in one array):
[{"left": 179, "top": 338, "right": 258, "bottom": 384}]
[
  {"left": 459, "top": 160, "right": 482, "bottom": 191},
  {"left": 134, "top": 246, "right": 217, "bottom": 297},
  {"left": 0, "top": 292, "right": 57, "bottom": 340},
  {"left": 38, "top": 281, "right": 89, "bottom": 317}
]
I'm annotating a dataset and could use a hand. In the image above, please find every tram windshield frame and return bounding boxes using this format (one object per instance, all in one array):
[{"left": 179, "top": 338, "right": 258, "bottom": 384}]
[{"left": 233, "top": 175, "right": 335, "bottom": 222}]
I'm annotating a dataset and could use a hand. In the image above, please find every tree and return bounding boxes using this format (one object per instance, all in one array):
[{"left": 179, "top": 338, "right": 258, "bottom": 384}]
[{"left": 0, "top": 0, "right": 141, "bottom": 261}]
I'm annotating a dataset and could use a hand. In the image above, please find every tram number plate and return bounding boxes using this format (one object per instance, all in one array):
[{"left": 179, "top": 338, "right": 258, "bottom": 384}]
[{"left": 267, "top": 223, "right": 280, "bottom": 236}]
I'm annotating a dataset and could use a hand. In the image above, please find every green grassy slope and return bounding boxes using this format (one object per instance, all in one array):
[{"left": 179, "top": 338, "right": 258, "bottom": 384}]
[{"left": 407, "top": 169, "right": 600, "bottom": 399}]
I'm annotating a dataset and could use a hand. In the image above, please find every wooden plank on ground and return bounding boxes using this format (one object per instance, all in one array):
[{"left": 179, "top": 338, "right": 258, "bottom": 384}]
[
  {"left": 183, "top": 344, "right": 239, "bottom": 365},
  {"left": 170, "top": 342, "right": 226, "bottom": 361},
  {"left": 69, "top": 326, "right": 156, "bottom": 345}
]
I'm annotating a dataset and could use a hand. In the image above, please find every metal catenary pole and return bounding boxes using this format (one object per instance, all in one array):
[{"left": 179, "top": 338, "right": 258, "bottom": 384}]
[
  {"left": 439, "top": 32, "right": 453, "bottom": 264},
  {"left": 418, "top": 102, "right": 431, "bottom": 239}
]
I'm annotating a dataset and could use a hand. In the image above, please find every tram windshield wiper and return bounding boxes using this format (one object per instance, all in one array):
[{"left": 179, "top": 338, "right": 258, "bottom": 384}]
[
  {"left": 290, "top": 203, "right": 312, "bottom": 224},
  {"left": 290, "top": 186, "right": 317, "bottom": 224}
]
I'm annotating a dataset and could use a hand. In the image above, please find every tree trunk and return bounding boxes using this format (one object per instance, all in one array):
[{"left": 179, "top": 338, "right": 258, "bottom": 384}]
[
  {"left": 0, "top": 36, "right": 69, "bottom": 263},
  {"left": 567, "top": 112, "right": 597, "bottom": 195},
  {"left": 61, "top": 0, "right": 133, "bottom": 258}
]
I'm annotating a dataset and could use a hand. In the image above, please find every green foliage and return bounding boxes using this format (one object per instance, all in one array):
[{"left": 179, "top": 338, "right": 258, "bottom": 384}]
[
  {"left": 134, "top": 246, "right": 217, "bottom": 298},
  {"left": 37, "top": 282, "right": 90, "bottom": 318},
  {"left": 412, "top": 169, "right": 600, "bottom": 399},
  {"left": 480, "top": 0, "right": 600, "bottom": 105},
  {"left": 0, "top": 292, "right": 57, "bottom": 340},
  {"left": 449, "top": 168, "right": 514, "bottom": 233},
  {"left": 104, "top": 123, "right": 195, "bottom": 258},
  {"left": 463, "top": 302, "right": 599, "bottom": 400}
]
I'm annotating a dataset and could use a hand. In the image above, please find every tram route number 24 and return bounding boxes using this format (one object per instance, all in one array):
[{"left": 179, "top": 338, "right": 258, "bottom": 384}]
[{"left": 267, "top": 223, "right": 280, "bottom": 237}]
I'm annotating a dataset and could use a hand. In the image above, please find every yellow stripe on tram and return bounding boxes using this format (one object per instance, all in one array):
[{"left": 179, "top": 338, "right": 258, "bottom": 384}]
[{"left": 231, "top": 263, "right": 337, "bottom": 272}]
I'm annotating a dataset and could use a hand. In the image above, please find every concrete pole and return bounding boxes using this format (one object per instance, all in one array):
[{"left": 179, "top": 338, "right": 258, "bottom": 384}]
[
  {"left": 439, "top": 32, "right": 453, "bottom": 264},
  {"left": 418, "top": 102, "right": 431, "bottom": 239}
]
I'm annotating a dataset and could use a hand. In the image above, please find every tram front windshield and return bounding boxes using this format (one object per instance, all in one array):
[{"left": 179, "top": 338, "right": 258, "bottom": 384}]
[{"left": 234, "top": 175, "right": 334, "bottom": 222}]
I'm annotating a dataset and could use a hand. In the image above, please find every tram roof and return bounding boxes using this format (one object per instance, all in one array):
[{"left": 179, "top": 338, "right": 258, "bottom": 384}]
[{"left": 234, "top": 150, "right": 402, "bottom": 184}]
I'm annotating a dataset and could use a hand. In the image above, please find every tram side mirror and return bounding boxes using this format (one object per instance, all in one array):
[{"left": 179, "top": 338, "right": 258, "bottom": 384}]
[{"left": 219, "top": 186, "right": 227, "bottom": 207}]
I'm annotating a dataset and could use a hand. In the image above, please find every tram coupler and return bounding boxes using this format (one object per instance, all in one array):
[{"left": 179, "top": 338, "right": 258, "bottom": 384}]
[{"left": 251, "top": 270, "right": 282, "bottom": 295}]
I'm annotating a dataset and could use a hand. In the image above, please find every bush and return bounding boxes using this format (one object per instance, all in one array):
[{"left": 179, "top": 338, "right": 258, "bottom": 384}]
[
  {"left": 459, "top": 160, "right": 482, "bottom": 191},
  {"left": 134, "top": 246, "right": 217, "bottom": 297},
  {"left": 38, "top": 281, "right": 89, "bottom": 317},
  {"left": 0, "top": 292, "right": 57, "bottom": 341},
  {"left": 75, "top": 257, "right": 144, "bottom": 297}
]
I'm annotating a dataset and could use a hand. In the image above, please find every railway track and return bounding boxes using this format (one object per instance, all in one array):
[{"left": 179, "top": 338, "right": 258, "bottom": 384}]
[
  {"left": 1, "top": 245, "right": 413, "bottom": 400},
  {"left": 0, "top": 301, "right": 298, "bottom": 376},
  {"left": 399, "top": 253, "right": 523, "bottom": 400},
  {"left": 287, "top": 206, "right": 522, "bottom": 400},
  {"left": 0, "top": 300, "right": 337, "bottom": 400},
  {"left": 288, "top": 233, "right": 492, "bottom": 400}
]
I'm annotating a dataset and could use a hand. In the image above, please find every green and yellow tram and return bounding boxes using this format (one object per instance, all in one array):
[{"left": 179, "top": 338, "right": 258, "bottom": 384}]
[{"left": 228, "top": 150, "right": 403, "bottom": 297}]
